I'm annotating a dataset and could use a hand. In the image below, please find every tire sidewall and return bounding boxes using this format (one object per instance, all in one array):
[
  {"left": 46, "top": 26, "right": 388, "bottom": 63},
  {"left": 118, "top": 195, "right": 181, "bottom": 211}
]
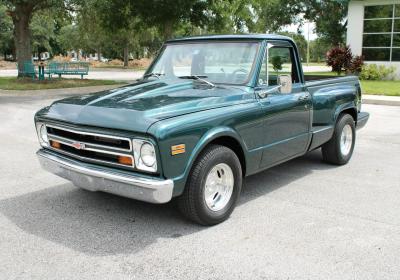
[
  {"left": 335, "top": 114, "right": 356, "bottom": 163},
  {"left": 194, "top": 147, "right": 242, "bottom": 224}
]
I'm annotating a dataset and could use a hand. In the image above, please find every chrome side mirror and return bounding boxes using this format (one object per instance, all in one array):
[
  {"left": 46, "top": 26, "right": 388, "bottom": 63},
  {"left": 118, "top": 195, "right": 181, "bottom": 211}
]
[{"left": 277, "top": 74, "right": 292, "bottom": 94}]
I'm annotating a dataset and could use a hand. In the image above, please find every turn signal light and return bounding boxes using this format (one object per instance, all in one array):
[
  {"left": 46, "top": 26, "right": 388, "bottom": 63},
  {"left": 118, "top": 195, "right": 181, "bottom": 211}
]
[
  {"left": 118, "top": 156, "right": 133, "bottom": 166},
  {"left": 51, "top": 140, "right": 61, "bottom": 149},
  {"left": 171, "top": 144, "right": 185, "bottom": 155}
]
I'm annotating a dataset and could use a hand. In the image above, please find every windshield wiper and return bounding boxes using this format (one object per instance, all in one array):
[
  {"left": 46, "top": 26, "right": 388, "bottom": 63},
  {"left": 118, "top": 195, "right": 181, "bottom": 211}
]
[
  {"left": 143, "top": 73, "right": 165, "bottom": 79},
  {"left": 178, "top": 75, "right": 215, "bottom": 88}
]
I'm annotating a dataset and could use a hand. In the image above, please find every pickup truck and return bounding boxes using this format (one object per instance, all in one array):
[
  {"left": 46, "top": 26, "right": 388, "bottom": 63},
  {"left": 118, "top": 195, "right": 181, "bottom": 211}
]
[{"left": 35, "top": 34, "right": 369, "bottom": 225}]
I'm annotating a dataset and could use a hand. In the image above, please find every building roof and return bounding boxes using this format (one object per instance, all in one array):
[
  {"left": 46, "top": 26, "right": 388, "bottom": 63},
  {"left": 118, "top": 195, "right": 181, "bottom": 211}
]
[{"left": 167, "top": 34, "right": 292, "bottom": 43}]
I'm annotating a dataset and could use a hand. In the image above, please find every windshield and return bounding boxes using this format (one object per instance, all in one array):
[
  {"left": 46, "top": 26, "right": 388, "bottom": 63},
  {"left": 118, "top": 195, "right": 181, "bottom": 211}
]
[{"left": 146, "top": 41, "right": 260, "bottom": 85}]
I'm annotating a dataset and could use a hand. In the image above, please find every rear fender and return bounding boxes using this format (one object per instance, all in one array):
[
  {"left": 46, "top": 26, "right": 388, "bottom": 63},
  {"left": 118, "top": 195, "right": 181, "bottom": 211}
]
[{"left": 334, "top": 102, "right": 358, "bottom": 123}]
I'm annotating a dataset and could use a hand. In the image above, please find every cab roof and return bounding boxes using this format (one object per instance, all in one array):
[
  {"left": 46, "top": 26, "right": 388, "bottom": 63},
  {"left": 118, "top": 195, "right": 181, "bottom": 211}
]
[{"left": 166, "top": 34, "right": 293, "bottom": 43}]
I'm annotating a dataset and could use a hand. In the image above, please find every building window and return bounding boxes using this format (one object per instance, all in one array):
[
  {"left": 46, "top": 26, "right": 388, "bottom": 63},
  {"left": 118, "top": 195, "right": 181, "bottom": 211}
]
[{"left": 362, "top": 4, "right": 400, "bottom": 61}]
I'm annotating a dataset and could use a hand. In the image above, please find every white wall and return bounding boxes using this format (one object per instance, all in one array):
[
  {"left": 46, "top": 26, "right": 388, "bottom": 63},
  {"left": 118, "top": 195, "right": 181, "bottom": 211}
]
[
  {"left": 347, "top": 0, "right": 400, "bottom": 78},
  {"left": 347, "top": 1, "right": 364, "bottom": 56}
]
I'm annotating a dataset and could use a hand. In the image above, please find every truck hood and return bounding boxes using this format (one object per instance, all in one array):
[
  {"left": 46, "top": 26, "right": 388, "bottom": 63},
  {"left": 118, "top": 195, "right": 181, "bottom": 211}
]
[{"left": 36, "top": 79, "right": 254, "bottom": 133}]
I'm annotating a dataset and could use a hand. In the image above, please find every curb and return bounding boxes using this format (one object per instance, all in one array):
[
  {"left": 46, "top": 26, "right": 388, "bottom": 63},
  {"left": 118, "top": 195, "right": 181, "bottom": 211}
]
[{"left": 363, "top": 95, "right": 400, "bottom": 106}]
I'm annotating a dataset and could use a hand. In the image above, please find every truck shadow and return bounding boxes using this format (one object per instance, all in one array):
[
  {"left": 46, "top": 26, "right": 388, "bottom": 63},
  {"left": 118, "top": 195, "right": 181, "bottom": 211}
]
[
  {"left": 240, "top": 149, "right": 334, "bottom": 204},
  {"left": 0, "top": 149, "right": 335, "bottom": 256}
]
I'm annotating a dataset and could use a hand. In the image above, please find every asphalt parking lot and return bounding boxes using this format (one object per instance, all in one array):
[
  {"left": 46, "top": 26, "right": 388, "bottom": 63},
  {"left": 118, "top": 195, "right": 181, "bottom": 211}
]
[{"left": 0, "top": 91, "right": 399, "bottom": 280}]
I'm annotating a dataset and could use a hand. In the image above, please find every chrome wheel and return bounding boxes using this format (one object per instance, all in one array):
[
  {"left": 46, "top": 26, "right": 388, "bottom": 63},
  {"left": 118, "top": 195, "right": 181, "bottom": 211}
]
[
  {"left": 340, "top": 124, "right": 353, "bottom": 156},
  {"left": 204, "top": 163, "right": 234, "bottom": 212}
]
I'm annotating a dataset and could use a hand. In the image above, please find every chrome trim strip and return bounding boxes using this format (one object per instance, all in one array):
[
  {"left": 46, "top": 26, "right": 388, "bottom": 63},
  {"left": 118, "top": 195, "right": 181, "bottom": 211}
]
[
  {"left": 37, "top": 149, "right": 173, "bottom": 204},
  {"left": 46, "top": 146, "right": 134, "bottom": 169},
  {"left": 47, "top": 133, "right": 131, "bottom": 153},
  {"left": 46, "top": 124, "right": 132, "bottom": 152}
]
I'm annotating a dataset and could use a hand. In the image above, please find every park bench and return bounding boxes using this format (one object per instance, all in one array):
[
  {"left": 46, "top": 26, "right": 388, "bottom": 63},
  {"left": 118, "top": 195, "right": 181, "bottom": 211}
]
[{"left": 46, "top": 62, "right": 89, "bottom": 79}]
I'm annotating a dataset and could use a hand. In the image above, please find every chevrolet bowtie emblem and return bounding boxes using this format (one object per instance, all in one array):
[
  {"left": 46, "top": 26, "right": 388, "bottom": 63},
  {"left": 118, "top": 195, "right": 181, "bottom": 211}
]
[{"left": 72, "top": 142, "right": 85, "bottom": 150}]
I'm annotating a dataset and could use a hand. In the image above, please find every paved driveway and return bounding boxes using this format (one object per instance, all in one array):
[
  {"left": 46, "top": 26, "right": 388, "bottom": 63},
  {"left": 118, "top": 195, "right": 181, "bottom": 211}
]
[
  {"left": 0, "top": 91, "right": 399, "bottom": 279},
  {"left": 0, "top": 68, "right": 144, "bottom": 81}
]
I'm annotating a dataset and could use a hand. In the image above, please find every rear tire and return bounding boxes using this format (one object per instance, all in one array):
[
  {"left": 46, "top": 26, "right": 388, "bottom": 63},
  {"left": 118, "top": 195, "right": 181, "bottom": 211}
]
[
  {"left": 322, "top": 114, "right": 356, "bottom": 165},
  {"left": 177, "top": 145, "right": 242, "bottom": 226}
]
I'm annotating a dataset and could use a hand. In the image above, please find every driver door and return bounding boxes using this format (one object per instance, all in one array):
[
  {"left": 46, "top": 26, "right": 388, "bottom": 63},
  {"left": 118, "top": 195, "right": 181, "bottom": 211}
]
[{"left": 256, "top": 41, "right": 312, "bottom": 169}]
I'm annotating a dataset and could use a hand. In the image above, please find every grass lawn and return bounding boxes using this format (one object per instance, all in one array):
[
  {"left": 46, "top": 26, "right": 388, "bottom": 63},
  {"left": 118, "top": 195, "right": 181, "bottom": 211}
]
[
  {"left": 304, "top": 71, "right": 341, "bottom": 76},
  {"left": 304, "top": 72, "right": 400, "bottom": 96},
  {"left": 360, "top": 80, "right": 400, "bottom": 96},
  {"left": 0, "top": 77, "right": 125, "bottom": 91}
]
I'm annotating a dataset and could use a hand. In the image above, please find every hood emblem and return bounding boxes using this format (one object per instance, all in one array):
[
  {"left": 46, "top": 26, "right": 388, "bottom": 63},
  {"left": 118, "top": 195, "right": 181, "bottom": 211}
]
[{"left": 72, "top": 142, "right": 86, "bottom": 150}]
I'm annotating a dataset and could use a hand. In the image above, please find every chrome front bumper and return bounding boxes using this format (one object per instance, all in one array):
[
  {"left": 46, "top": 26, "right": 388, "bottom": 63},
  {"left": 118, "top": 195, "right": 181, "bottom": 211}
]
[{"left": 37, "top": 149, "right": 174, "bottom": 204}]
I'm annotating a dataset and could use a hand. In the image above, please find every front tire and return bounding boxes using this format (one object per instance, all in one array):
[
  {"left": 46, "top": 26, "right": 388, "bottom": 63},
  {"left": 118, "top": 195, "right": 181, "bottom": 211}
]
[
  {"left": 322, "top": 114, "right": 356, "bottom": 165},
  {"left": 178, "top": 145, "right": 243, "bottom": 226}
]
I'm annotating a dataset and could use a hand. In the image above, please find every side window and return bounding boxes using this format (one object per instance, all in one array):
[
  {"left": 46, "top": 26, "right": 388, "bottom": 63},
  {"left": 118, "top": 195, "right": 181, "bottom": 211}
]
[{"left": 258, "top": 46, "right": 300, "bottom": 87}]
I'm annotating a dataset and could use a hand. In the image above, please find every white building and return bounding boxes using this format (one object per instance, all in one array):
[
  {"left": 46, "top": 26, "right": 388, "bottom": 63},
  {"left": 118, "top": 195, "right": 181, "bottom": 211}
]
[{"left": 347, "top": 0, "right": 400, "bottom": 77}]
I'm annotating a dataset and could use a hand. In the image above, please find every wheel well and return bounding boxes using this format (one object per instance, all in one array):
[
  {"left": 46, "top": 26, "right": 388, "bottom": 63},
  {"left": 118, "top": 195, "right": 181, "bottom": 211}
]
[
  {"left": 207, "top": 136, "right": 246, "bottom": 176},
  {"left": 340, "top": 108, "right": 357, "bottom": 122}
]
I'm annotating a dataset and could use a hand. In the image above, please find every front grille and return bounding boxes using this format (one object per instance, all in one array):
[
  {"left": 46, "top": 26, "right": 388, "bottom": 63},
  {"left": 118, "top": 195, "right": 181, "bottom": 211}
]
[
  {"left": 46, "top": 124, "right": 134, "bottom": 169},
  {"left": 47, "top": 126, "right": 131, "bottom": 151}
]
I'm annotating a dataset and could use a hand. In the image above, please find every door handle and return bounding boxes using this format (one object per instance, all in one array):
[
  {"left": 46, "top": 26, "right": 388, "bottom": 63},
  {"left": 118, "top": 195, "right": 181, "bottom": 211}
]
[{"left": 298, "top": 94, "right": 310, "bottom": 101}]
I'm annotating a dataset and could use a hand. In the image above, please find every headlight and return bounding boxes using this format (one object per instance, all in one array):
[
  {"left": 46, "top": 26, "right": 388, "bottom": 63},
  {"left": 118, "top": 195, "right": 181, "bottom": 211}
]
[
  {"left": 40, "top": 124, "right": 48, "bottom": 143},
  {"left": 132, "top": 139, "right": 157, "bottom": 172},
  {"left": 140, "top": 143, "right": 156, "bottom": 167},
  {"left": 36, "top": 122, "right": 49, "bottom": 147}
]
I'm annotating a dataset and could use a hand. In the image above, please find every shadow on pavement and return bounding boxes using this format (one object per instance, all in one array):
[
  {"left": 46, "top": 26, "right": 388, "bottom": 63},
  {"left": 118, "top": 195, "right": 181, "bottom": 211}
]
[
  {"left": 240, "top": 149, "right": 334, "bottom": 204},
  {"left": 0, "top": 150, "right": 335, "bottom": 256}
]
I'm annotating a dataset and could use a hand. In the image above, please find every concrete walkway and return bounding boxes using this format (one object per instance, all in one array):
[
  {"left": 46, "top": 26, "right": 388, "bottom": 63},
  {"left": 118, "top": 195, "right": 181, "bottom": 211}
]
[{"left": 363, "top": 95, "right": 400, "bottom": 106}]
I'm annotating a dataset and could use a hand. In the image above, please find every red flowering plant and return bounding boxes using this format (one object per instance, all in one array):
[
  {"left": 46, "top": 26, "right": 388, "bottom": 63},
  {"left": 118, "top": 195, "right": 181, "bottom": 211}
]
[{"left": 326, "top": 46, "right": 364, "bottom": 76}]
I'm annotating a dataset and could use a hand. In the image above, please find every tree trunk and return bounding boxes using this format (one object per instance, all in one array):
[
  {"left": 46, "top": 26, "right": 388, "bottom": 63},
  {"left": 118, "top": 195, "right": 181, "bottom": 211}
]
[
  {"left": 123, "top": 46, "right": 129, "bottom": 67},
  {"left": 97, "top": 48, "right": 101, "bottom": 61},
  {"left": 11, "top": 4, "right": 34, "bottom": 77},
  {"left": 163, "top": 20, "right": 174, "bottom": 41}
]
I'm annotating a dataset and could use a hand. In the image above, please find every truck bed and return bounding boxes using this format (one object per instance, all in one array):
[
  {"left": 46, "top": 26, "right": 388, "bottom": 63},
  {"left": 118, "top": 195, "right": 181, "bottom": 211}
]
[{"left": 305, "top": 75, "right": 361, "bottom": 150}]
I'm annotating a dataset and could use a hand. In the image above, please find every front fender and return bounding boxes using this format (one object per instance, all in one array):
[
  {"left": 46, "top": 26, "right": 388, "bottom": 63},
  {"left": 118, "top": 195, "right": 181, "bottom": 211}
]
[{"left": 170, "top": 126, "right": 246, "bottom": 196}]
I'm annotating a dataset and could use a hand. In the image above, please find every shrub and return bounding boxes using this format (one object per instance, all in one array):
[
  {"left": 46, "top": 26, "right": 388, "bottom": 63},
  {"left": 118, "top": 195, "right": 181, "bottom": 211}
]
[
  {"left": 359, "top": 64, "right": 396, "bottom": 80},
  {"left": 348, "top": 55, "right": 364, "bottom": 74},
  {"left": 326, "top": 46, "right": 353, "bottom": 75},
  {"left": 271, "top": 55, "right": 283, "bottom": 72},
  {"left": 326, "top": 46, "right": 364, "bottom": 75}
]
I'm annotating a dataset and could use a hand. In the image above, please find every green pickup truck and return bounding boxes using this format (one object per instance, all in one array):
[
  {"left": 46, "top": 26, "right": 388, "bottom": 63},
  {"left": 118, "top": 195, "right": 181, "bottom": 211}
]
[{"left": 35, "top": 34, "right": 369, "bottom": 225}]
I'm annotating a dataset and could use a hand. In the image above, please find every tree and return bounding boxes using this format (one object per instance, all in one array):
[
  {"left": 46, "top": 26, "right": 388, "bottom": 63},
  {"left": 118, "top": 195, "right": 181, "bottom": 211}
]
[
  {"left": 205, "top": 0, "right": 256, "bottom": 33},
  {"left": 286, "top": 0, "right": 350, "bottom": 47},
  {"left": 309, "top": 37, "right": 330, "bottom": 62},
  {"left": 278, "top": 31, "right": 307, "bottom": 62},
  {"left": 0, "top": 4, "right": 14, "bottom": 59},
  {"left": 132, "top": 0, "right": 208, "bottom": 40},
  {"left": 253, "top": 0, "right": 301, "bottom": 33},
  {"left": 56, "top": 24, "right": 79, "bottom": 55},
  {"left": 30, "top": 10, "right": 56, "bottom": 59},
  {"left": 1, "top": 0, "right": 75, "bottom": 76}
]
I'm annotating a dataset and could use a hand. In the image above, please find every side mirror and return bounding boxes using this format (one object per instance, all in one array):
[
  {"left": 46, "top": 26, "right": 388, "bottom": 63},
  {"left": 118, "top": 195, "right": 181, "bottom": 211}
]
[{"left": 277, "top": 74, "right": 292, "bottom": 94}]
